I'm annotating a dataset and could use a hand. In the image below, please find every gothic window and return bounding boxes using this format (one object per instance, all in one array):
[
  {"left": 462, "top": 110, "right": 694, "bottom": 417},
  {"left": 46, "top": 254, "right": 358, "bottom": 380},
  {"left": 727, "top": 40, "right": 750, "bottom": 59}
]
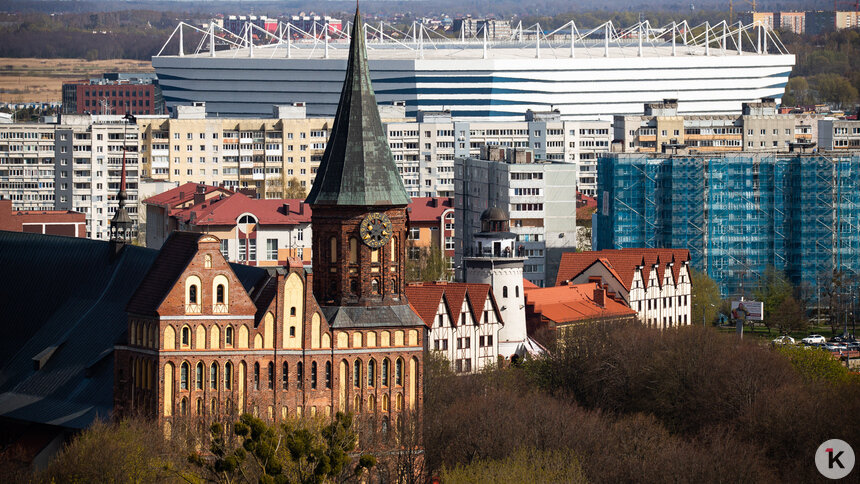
[
  {"left": 353, "top": 359, "right": 361, "bottom": 388},
  {"left": 216, "top": 284, "right": 225, "bottom": 303},
  {"left": 325, "top": 361, "right": 332, "bottom": 389},
  {"left": 196, "top": 362, "right": 203, "bottom": 390},
  {"left": 395, "top": 358, "right": 403, "bottom": 387},
  {"left": 189, "top": 285, "right": 198, "bottom": 304},
  {"left": 367, "top": 359, "right": 376, "bottom": 387},
  {"left": 179, "top": 397, "right": 187, "bottom": 416},
  {"left": 290, "top": 306, "right": 297, "bottom": 316},
  {"left": 180, "top": 361, "right": 189, "bottom": 390},
  {"left": 268, "top": 362, "right": 274, "bottom": 390},
  {"left": 391, "top": 277, "right": 398, "bottom": 294},
  {"left": 311, "top": 361, "right": 317, "bottom": 389},
  {"left": 224, "top": 362, "right": 233, "bottom": 390},
  {"left": 253, "top": 363, "right": 260, "bottom": 391},
  {"left": 225, "top": 326, "right": 234, "bottom": 346},
  {"left": 282, "top": 362, "right": 288, "bottom": 390},
  {"left": 296, "top": 362, "right": 303, "bottom": 389},
  {"left": 181, "top": 326, "right": 191, "bottom": 347},
  {"left": 382, "top": 358, "right": 390, "bottom": 387},
  {"left": 371, "top": 279, "right": 379, "bottom": 294},
  {"left": 210, "top": 362, "right": 218, "bottom": 389},
  {"left": 350, "top": 279, "right": 358, "bottom": 294}
]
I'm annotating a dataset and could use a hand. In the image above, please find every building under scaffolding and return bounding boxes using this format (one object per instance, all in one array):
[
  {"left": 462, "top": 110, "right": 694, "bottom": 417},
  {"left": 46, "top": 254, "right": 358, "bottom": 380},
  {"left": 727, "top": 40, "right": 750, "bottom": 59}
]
[{"left": 594, "top": 152, "right": 860, "bottom": 300}]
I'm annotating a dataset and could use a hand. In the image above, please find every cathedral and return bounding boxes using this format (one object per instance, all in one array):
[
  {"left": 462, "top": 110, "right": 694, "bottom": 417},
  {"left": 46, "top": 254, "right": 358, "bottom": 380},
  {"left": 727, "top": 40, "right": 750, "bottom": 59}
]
[{"left": 114, "top": 8, "right": 426, "bottom": 429}]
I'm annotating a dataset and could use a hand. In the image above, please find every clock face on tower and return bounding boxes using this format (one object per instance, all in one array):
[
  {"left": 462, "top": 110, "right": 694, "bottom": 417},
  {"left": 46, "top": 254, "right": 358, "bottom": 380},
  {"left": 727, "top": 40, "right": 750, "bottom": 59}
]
[{"left": 359, "top": 212, "right": 392, "bottom": 248}]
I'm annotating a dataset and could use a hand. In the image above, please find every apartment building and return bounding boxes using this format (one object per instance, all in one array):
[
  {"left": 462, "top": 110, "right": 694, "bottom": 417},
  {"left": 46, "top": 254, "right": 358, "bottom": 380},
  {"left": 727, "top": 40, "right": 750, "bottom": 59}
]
[
  {"left": 614, "top": 98, "right": 824, "bottom": 154},
  {"left": 385, "top": 110, "right": 610, "bottom": 198},
  {"left": 0, "top": 114, "right": 141, "bottom": 240},
  {"left": 818, "top": 119, "right": 860, "bottom": 150},
  {"left": 454, "top": 146, "right": 578, "bottom": 287}
]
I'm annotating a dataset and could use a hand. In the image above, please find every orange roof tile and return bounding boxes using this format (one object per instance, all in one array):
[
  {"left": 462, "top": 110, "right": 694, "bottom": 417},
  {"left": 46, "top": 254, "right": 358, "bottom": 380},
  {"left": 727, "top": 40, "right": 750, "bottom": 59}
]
[
  {"left": 555, "top": 249, "right": 690, "bottom": 290},
  {"left": 408, "top": 197, "right": 453, "bottom": 224},
  {"left": 525, "top": 282, "right": 636, "bottom": 324},
  {"left": 143, "top": 182, "right": 231, "bottom": 208},
  {"left": 173, "top": 193, "right": 312, "bottom": 226},
  {"left": 404, "top": 281, "right": 500, "bottom": 327}
]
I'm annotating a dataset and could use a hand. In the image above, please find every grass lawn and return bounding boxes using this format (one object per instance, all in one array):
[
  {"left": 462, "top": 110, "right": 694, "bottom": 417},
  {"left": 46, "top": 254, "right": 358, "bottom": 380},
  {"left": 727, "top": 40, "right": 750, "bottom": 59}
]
[{"left": 714, "top": 322, "right": 856, "bottom": 342}]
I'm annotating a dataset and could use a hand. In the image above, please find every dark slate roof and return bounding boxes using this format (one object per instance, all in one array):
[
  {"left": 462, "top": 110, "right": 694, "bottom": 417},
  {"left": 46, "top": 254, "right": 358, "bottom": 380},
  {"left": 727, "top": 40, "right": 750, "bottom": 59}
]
[
  {"left": 125, "top": 231, "right": 205, "bottom": 316},
  {"left": 305, "top": 8, "right": 411, "bottom": 207},
  {"left": 321, "top": 305, "right": 426, "bottom": 329},
  {"left": 0, "top": 231, "right": 159, "bottom": 428}
]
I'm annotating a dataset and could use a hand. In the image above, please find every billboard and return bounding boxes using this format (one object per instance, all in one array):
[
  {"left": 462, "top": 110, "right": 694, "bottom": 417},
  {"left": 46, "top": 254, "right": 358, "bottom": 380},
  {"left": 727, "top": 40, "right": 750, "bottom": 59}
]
[{"left": 731, "top": 300, "right": 763, "bottom": 321}]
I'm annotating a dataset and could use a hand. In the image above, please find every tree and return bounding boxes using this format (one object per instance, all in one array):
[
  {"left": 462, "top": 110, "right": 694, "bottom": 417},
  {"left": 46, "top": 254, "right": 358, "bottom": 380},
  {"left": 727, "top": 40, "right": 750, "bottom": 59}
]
[
  {"left": 405, "top": 246, "right": 451, "bottom": 282},
  {"left": 441, "top": 448, "right": 587, "bottom": 484},
  {"left": 754, "top": 266, "right": 794, "bottom": 332},
  {"left": 811, "top": 73, "right": 859, "bottom": 109},
  {"left": 781, "top": 76, "right": 810, "bottom": 106},
  {"left": 775, "top": 346, "right": 851, "bottom": 385},
  {"left": 284, "top": 177, "right": 307, "bottom": 199},
  {"left": 690, "top": 268, "right": 721, "bottom": 327},
  {"left": 769, "top": 295, "right": 807, "bottom": 335}
]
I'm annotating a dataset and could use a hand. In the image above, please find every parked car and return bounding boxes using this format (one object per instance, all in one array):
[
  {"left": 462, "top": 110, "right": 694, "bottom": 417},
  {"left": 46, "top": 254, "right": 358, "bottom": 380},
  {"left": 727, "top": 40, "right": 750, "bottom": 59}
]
[
  {"left": 802, "top": 334, "right": 826, "bottom": 344},
  {"left": 772, "top": 335, "right": 795, "bottom": 345},
  {"left": 824, "top": 343, "right": 843, "bottom": 352}
]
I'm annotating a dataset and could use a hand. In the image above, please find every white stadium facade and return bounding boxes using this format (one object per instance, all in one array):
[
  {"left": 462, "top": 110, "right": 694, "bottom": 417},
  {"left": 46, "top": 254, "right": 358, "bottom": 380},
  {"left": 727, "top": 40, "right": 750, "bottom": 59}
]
[{"left": 153, "top": 19, "right": 795, "bottom": 120}]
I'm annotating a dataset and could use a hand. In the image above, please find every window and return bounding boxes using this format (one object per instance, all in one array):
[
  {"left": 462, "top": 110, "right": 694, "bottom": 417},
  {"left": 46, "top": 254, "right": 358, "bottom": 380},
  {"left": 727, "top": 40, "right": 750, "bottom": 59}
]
[
  {"left": 216, "top": 284, "right": 225, "bottom": 304},
  {"left": 354, "top": 360, "right": 361, "bottom": 388},
  {"left": 311, "top": 361, "right": 317, "bottom": 389},
  {"left": 180, "top": 362, "right": 189, "bottom": 390},
  {"left": 196, "top": 362, "right": 203, "bottom": 390},
  {"left": 225, "top": 362, "right": 232, "bottom": 390},
  {"left": 325, "top": 361, "right": 332, "bottom": 389},
  {"left": 408, "top": 227, "right": 420, "bottom": 239},
  {"left": 395, "top": 358, "right": 403, "bottom": 386},
  {"left": 268, "top": 362, "right": 274, "bottom": 390},
  {"left": 188, "top": 285, "right": 198, "bottom": 304},
  {"left": 367, "top": 359, "right": 376, "bottom": 387},
  {"left": 225, "top": 326, "right": 234, "bottom": 346},
  {"left": 282, "top": 362, "right": 289, "bottom": 390},
  {"left": 253, "top": 362, "right": 260, "bottom": 390},
  {"left": 502, "top": 286, "right": 508, "bottom": 298},
  {"left": 181, "top": 326, "right": 191, "bottom": 347},
  {"left": 209, "top": 362, "right": 218, "bottom": 389},
  {"left": 267, "top": 238, "right": 278, "bottom": 260},
  {"left": 381, "top": 359, "right": 389, "bottom": 387},
  {"left": 296, "top": 362, "right": 303, "bottom": 389},
  {"left": 371, "top": 279, "right": 379, "bottom": 294}
]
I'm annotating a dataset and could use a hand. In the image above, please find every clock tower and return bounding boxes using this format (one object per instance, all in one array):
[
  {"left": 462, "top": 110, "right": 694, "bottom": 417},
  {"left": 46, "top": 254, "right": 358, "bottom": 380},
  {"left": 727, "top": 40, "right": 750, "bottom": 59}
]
[{"left": 306, "top": 8, "right": 416, "bottom": 319}]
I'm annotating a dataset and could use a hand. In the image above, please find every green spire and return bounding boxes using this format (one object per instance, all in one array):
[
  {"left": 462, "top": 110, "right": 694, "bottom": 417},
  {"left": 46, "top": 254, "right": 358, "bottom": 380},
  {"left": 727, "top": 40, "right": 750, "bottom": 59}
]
[{"left": 305, "top": 8, "right": 411, "bottom": 207}]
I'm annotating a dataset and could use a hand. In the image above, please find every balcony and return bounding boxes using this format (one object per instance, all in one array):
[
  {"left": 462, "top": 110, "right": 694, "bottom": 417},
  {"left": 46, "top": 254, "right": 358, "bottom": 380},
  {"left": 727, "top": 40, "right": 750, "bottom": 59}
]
[
  {"left": 252, "top": 172, "right": 264, "bottom": 180},
  {"left": 151, "top": 159, "right": 169, "bottom": 169},
  {"left": 151, "top": 149, "right": 169, "bottom": 157},
  {"left": 239, "top": 161, "right": 254, "bottom": 169}
]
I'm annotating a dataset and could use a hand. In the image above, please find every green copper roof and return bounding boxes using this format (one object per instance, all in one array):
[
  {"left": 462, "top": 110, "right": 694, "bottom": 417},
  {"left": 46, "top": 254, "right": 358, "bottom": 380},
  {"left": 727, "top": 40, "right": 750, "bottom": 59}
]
[{"left": 305, "top": 8, "right": 411, "bottom": 207}]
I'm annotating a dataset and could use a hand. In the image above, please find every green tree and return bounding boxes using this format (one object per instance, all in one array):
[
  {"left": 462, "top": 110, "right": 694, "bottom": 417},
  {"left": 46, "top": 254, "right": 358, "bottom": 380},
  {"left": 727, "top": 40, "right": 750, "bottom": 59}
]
[
  {"left": 754, "top": 266, "right": 794, "bottom": 332},
  {"left": 769, "top": 295, "right": 807, "bottom": 335},
  {"left": 441, "top": 448, "right": 587, "bottom": 484},
  {"left": 782, "top": 76, "right": 810, "bottom": 106},
  {"left": 812, "top": 73, "right": 859, "bottom": 108},
  {"left": 405, "top": 246, "right": 451, "bottom": 282},
  {"left": 690, "top": 268, "right": 721, "bottom": 327},
  {"left": 284, "top": 176, "right": 307, "bottom": 199},
  {"left": 775, "top": 346, "right": 851, "bottom": 385}
]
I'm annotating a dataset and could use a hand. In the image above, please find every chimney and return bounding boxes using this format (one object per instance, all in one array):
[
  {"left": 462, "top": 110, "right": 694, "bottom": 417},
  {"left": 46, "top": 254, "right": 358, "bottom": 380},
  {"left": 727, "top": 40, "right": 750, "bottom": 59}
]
[
  {"left": 593, "top": 286, "right": 605, "bottom": 307},
  {"left": 298, "top": 202, "right": 304, "bottom": 215},
  {"left": 193, "top": 184, "right": 206, "bottom": 206},
  {"left": 430, "top": 198, "right": 438, "bottom": 208},
  {"left": 282, "top": 202, "right": 291, "bottom": 215}
]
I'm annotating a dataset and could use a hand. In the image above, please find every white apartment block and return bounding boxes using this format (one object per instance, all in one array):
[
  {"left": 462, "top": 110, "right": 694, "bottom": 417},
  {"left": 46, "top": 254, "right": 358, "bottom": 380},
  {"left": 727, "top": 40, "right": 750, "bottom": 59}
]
[
  {"left": 0, "top": 115, "right": 141, "bottom": 240},
  {"left": 454, "top": 146, "right": 578, "bottom": 287},
  {"left": 385, "top": 110, "right": 610, "bottom": 198},
  {"left": 818, "top": 119, "right": 860, "bottom": 150}
]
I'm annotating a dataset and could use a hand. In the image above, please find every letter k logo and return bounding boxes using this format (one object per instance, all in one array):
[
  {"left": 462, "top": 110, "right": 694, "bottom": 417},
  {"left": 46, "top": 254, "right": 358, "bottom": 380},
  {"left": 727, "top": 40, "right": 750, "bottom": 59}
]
[{"left": 827, "top": 448, "right": 845, "bottom": 469}]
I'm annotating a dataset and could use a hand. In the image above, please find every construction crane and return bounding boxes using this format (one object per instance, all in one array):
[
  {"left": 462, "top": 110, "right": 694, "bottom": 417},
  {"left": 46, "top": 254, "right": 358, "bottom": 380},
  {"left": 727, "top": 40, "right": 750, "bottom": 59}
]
[{"left": 729, "top": 0, "right": 756, "bottom": 23}]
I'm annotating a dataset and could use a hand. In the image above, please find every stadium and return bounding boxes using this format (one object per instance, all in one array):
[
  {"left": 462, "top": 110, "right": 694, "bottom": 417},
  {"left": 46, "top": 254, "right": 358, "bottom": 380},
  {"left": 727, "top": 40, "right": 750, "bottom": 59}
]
[{"left": 153, "top": 19, "right": 795, "bottom": 120}]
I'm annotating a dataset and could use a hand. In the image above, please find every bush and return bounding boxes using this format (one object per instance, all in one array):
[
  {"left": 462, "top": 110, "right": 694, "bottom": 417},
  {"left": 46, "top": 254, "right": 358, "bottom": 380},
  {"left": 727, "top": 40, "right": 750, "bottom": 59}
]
[{"left": 441, "top": 448, "right": 586, "bottom": 484}]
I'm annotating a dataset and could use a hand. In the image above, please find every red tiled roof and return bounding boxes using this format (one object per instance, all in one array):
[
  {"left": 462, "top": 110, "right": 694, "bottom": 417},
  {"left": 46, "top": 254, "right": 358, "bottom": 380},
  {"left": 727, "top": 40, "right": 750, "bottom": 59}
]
[
  {"left": 555, "top": 248, "right": 690, "bottom": 290},
  {"left": 525, "top": 282, "right": 636, "bottom": 324},
  {"left": 408, "top": 197, "right": 453, "bottom": 223},
  {"left": 523, "top": 278, "right": 539, "bottom": 289},
  {"left": 143, "top": 182, "right": 231, "bottom": 208},
  {"left": 404, "top": 281, "right": 498, "bottom": 327},
  {"left": 173, "top": 193, "right": 312, "bottom": 226}
]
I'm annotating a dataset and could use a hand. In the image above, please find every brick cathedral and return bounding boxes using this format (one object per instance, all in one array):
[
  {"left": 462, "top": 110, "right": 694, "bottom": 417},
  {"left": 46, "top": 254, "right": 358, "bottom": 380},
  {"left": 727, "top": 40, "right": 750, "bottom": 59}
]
[{"left": 113, "top": 9, "right": 426, "bottom": 430}]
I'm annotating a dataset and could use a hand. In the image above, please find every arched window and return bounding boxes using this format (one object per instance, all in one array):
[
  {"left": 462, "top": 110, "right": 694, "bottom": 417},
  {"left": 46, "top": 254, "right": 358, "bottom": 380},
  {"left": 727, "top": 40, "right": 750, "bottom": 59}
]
[
  {"left": 381, "top": 358, "right": 390, "bottom": 387},
  {"left": 353, "top": 394, "right": 361, "bottom": 413},
  {"left": 239, "top": 215, "right": 255, "bottom": 224},
  {"left": 349, "top": 238, "right": 358, "bottom": 264},
  {"left": 253, "top": 362, "right": 260, "bottom": 391},
  {"left": 515, "top": 285, "right": 519, "bottom": 298},
  {"left": 225, "top": 326, "right": 234, "bottom": 346},
  {"left": 368, "top": 394, "right": 376, "bottom": 413},
  {"left": 189, "top": 285, "right": 198, "bottom": 304},
  {"left": 216, "top": 284, "right": 225, "bottom": 303},
  {"left": 204, "top": 254, "right": 212, "bottom": 268},
  {"left": 502, "top": 286, "right": 508, "bottom": 298},
  {"left": 350, "top": 279, "right": 358, "bottom": 294},
  {"left": 391, "top": 277, "right": 398, "bottom": 294},
  {"left": 296, "top": 362, "right": 304, "bottom": 389},
  {"left": 179, "top": 397, "right": 187, "bottom": 416},
  {"left": 353, "top": 359, "right": 361, "bottom": 388},
  {"left": 390, "top": 237, "right": 397, "bottom": 261},
  {"left": 325, "top": 361, "right": 332, "bottom": 389},
  {"left": 224, "top": 362, "right": 233, "bottom": 390},
  {"left": 180, "top": 362, "right": 189, "bottom": 390},
  {"left": 395, "top": 358, "right": 403, "bottom": 387},
  {"left": 382, "top": 415, "right": 390, "bottom": 435},
  {"left": 196, "top": 398, "right": 203, "bottom": 415},
  {"left": 367, "top": 359, "right": 376, "bottom": 387},
  {"left": 210, "top": 362, "right": 218, "bottom": 389},
  {"left": 282, "top": 362, "right": 289, "bottom": 390},
  {"left": 396, "top": 394, "right": 403, "bottom": 412},
  {"left": 267, "top": 362, "right": 274, "bottom": 390},
  {"left": 371, "top": 279, "right": 379, "bottom": 294},
  {"left": 382, "top": 394, "right": 390, "bottom": 412},
  {"left": 181, "top": 326, "right": 191, "bottom": 347},
  {"left": 311, "top": 361, "right": 317, "bottom": 389},
  {"left": 290, "top": 306, "right": 296, "bottom": 316},
  {"left": 196, "top": 362, "right": 203, "bottom": 390},
  {"left": 211, "top": 398, "right": 217, "bottom": 415}
]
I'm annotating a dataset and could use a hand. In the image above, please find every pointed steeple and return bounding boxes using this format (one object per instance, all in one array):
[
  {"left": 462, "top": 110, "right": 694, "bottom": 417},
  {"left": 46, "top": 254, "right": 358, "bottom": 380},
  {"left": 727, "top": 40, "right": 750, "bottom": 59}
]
[
  {"left": 305, "top": 7, "right": 411, "bottom": 207},
  {"left": 111, "top": 116, "right": 136, "bottom": 243}
]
